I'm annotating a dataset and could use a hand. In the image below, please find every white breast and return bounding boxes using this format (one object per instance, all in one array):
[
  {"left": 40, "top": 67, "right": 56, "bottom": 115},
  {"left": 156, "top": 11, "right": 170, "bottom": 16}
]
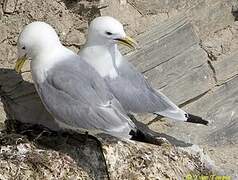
[
  {"left": 31, "top": 47, "right": 74, "bottom": 84},
  {"left": 80, "top": 45, "right": 122, "bottom": 79}
]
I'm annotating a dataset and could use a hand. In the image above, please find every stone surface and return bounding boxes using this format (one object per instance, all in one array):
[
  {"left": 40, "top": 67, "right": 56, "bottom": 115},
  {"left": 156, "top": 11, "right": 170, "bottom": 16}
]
[
  {"left": 100, "top": 0, "right": 169, "bottom": 37},
  {"left": 0, "top": 69, "right": 59, "bottom": 131},
  {"left": 0, "top": 130, "right": 108, "bottom": 180},
  {"left": 102, "top": 139, "right": 215, "bottom": 179},
  {"left": 161, "top": 63, "right": 214, "bottom": 105},
  {"left": 213, "top": 51, "right": 238, "bottom": 84},
  {"left": 145, "top": 45, "right": 214, "bottom": 105},
  {"left": 64, "top": 29, "right": 86, "bottom": 48},
  {"left": 3, "top": 0, "right": 17, "bottom": 13},
  {"left": 127, "top": 18, "right": 199, "bottom": 73},
  {"left": 0, "top": 126, "right": 215, "bottom": 180},
  {"left": 188, "top": 0, "right": 236, "bottom": 39},
  {"left": 0, "top": 22, "right": 8, "bottom": 43},
  {"left": 150, "top": 75, "right": 238, "bottom": 178}
]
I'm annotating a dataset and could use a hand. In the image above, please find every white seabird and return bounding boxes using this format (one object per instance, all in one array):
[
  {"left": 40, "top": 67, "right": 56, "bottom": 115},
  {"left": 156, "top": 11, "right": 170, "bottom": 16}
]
[
  {"left": 80, "top": 16, "right": 208, "bottom": 125},
  {"left": 14, "top": 21, "right": 147, "bottom": 140}
]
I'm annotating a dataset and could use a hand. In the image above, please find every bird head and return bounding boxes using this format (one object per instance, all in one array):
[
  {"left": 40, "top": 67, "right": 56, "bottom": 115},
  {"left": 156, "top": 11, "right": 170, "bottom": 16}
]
[
  {"left": 87, "top": 16, "right": 137, "bottom": 49},
  {"left": 15, "top": 21, "right": 61, "bottom": 73}
]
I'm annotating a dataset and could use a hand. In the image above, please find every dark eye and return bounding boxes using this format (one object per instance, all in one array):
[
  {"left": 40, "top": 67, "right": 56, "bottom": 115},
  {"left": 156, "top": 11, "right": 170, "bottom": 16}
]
[
  {"left": 22, "top": 46, "right": 26, "bottom": 50},
  {"left": 105, "top": 31, "right": 113, "bottom": 35}
]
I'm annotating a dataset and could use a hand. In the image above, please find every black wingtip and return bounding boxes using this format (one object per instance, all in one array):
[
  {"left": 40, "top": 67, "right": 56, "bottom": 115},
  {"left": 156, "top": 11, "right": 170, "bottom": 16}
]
[
  {"left": 186, "top": 113, "right": 209, "bottom": 125},
  {"left": 129, "top": 129, "right": 164, "bottom": 145}
]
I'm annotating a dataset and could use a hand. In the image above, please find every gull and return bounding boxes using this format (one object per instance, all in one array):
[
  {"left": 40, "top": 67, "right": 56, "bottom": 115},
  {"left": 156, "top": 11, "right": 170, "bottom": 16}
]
[
  {"left": 80, "top": 16, "right": 208, "bottom": 125},
  {"left": 15, "top": 21, "right": 158, "bottom": 141}
]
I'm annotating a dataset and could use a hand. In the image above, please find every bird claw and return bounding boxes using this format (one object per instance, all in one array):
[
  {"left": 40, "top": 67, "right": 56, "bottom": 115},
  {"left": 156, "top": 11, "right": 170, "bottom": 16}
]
[{"left": 154, "top": 137, "right": 170, "bottom": 145}]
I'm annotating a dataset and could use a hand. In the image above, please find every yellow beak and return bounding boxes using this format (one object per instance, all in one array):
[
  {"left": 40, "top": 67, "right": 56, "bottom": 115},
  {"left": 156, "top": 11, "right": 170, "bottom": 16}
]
[
  {"left": 115, "top": 36, "right": 138, "bottom": 49},
  {"left": 15, "top": 55, "right": 27, "bottom": 73}
]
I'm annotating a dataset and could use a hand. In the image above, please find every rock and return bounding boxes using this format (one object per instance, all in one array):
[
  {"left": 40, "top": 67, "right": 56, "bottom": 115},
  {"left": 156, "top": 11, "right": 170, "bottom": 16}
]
[
  {"left": 145, "top": 45, "right": 207, "bottom": 89},
  {"left": 0, "top": 69, "right": 59, "bottom": 131},
  {"left": 0, "top": 101, "right": 6, "bottom": 127},
  {"left": 127, "top": 0, "right": 237, "bottom": 40},
  {"left": 145, "top": 45, "right": 214, "bottom": 104},
  {"left": 99, "top": 0, "right": 142, "bottom": 36},
  {"left": 127, "top": 16, "right": 199, "bottom": 73},
  {"left": 150, "top": 75, "right": 238, "bottom": 177},
  {"left": 0, "top": 42, "right": 17, "bottom": 68},
  {"left": 0, "top": 131, "right": 108, "bottom": 179},
  {"left": 124, "top": 15, "right": 214, "bottom": 105},
  {"left": 0, "top": 66, "right": 217, "bottom": 179},
  {"left": 189, "top": 0, "right": 236, "bottom": 39},
  {"left": 213, "top": 51, "right": 238, "bottom": 84},
  {"left": 64, "top": 29, "right": 85, "bottom": 47},
  {"left": 62, "top": 0, "right": 100, "bottom": 22},
  {"left": 161, "top": 63, "right": 214, "bottom": 105},
  {"left": 127, "top": 0, "right": 203, "bottom": 16},
  {"left": 101, "top": 138, "right": 215, "bottom": 179},
  {"left": 99, "top": 0, "right": 169, "bottom": 37},
  {"left": 201, "top": 26, "right": 234, "bottom": 60},
  {"left": 0, "top": 6, "right": 3, "bottom": 19},
  {"left": 0, "top": 22, "right": 8, "bottom": 43},
  {"left": 3, "top": 0, "right": 17, "bottom": 13},
  {"left": 0, "top": 126, "right": 215, "bottom": 180}
]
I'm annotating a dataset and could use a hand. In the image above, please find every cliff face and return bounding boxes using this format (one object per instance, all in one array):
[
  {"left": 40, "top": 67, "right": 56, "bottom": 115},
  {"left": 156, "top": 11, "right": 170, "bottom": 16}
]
[{"left": 0, "top": 0, "right": 237, "bottom": 179}]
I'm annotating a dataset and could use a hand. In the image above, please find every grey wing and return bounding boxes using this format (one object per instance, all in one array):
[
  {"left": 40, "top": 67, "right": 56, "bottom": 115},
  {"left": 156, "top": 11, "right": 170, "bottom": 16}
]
[
  {"left": 107, "top": 57, "right": 187, "bottom": 121},
  {"left": 37, "top": 57, "right": 135, "bottom": 137}
]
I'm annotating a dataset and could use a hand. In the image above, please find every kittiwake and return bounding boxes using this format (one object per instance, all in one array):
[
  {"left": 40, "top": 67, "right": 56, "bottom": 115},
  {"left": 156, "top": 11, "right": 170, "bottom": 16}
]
[{"left": 79, "top": 16, "right": 208, "bottom": 125}]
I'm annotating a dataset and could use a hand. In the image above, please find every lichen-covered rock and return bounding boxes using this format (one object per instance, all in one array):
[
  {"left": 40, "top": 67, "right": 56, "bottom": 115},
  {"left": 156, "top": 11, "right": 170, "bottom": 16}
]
[
  {"left": 101, "top": 138, "right": 214, "bottom": 179},
  {"left": 0, "top": 129, "right": 108, "bottom": 180},
  {"left": 0, "top": 125, "right": 215, "bottom": 180}
]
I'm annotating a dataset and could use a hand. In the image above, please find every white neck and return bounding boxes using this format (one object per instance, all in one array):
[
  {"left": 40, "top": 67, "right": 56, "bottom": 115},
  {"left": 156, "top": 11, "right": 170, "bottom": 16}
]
[
  {"left": 81, "top": 43, "right": 123, "bottom": 79},
  {"left": 30, "top": 45, "right": 74, "bottom": 83}
]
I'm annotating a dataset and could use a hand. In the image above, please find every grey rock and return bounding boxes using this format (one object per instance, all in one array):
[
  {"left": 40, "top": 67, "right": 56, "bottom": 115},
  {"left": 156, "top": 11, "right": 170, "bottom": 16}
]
[
  {"left": 189, "top": 0, "right": 236, "bottom": 39},
  {"left": 213, "top": 51, "right": 238, "bottom": 84},
  {"left": 152, "top": 75, "right": 238, "bottom": 177},
  {"left": 0, "top": 41, "right": 17, "bottom": 66},
  {"left": 99, "top": 0, "right": 142, "bottom": 36},
  {"left": 3, "top": 0, "right": 17, "bottom": 13},
  {"left": 0, "top": 131, "right": 109, "bottom": 180},
  {"left": 144, "top": 45, "right": 206, "bottom": 88},
  {"left": 101, "top": 137, "right": 215, "bottom": 179},
  {"left": 0, "top": 101, "right": 6, "bottom": 126},
  {"left": 64, "top": 29, "right": 85, "bottom": 47},
  {"left": 145, "top": 45, "right": 214, "bottom": 105},
  {"left": 161, "top": 63, "right": 214, "bottom": 105},
  {"left": 0, "top": 128, "right": 215, "bottom": 180},
  {"left": 127, "top": 0, "right": 237, "bottom": 40},
  {"left": 0, "top": 69, "right": 59, "bottom": 131},
  {"left": 187, "top": 75, "right": 238, "bottom": 143},
  {"left": 127, "top": 0, "right": 203, "bottom": 15},
  {"left": 0, "top": 22, "right": 8, "bottom": 43},
  {"left": 0, "top": 7, "right": 3, "bottom": 19},
  {"left": 127, "top": 17, "right": 199, "bottom": 73}
]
